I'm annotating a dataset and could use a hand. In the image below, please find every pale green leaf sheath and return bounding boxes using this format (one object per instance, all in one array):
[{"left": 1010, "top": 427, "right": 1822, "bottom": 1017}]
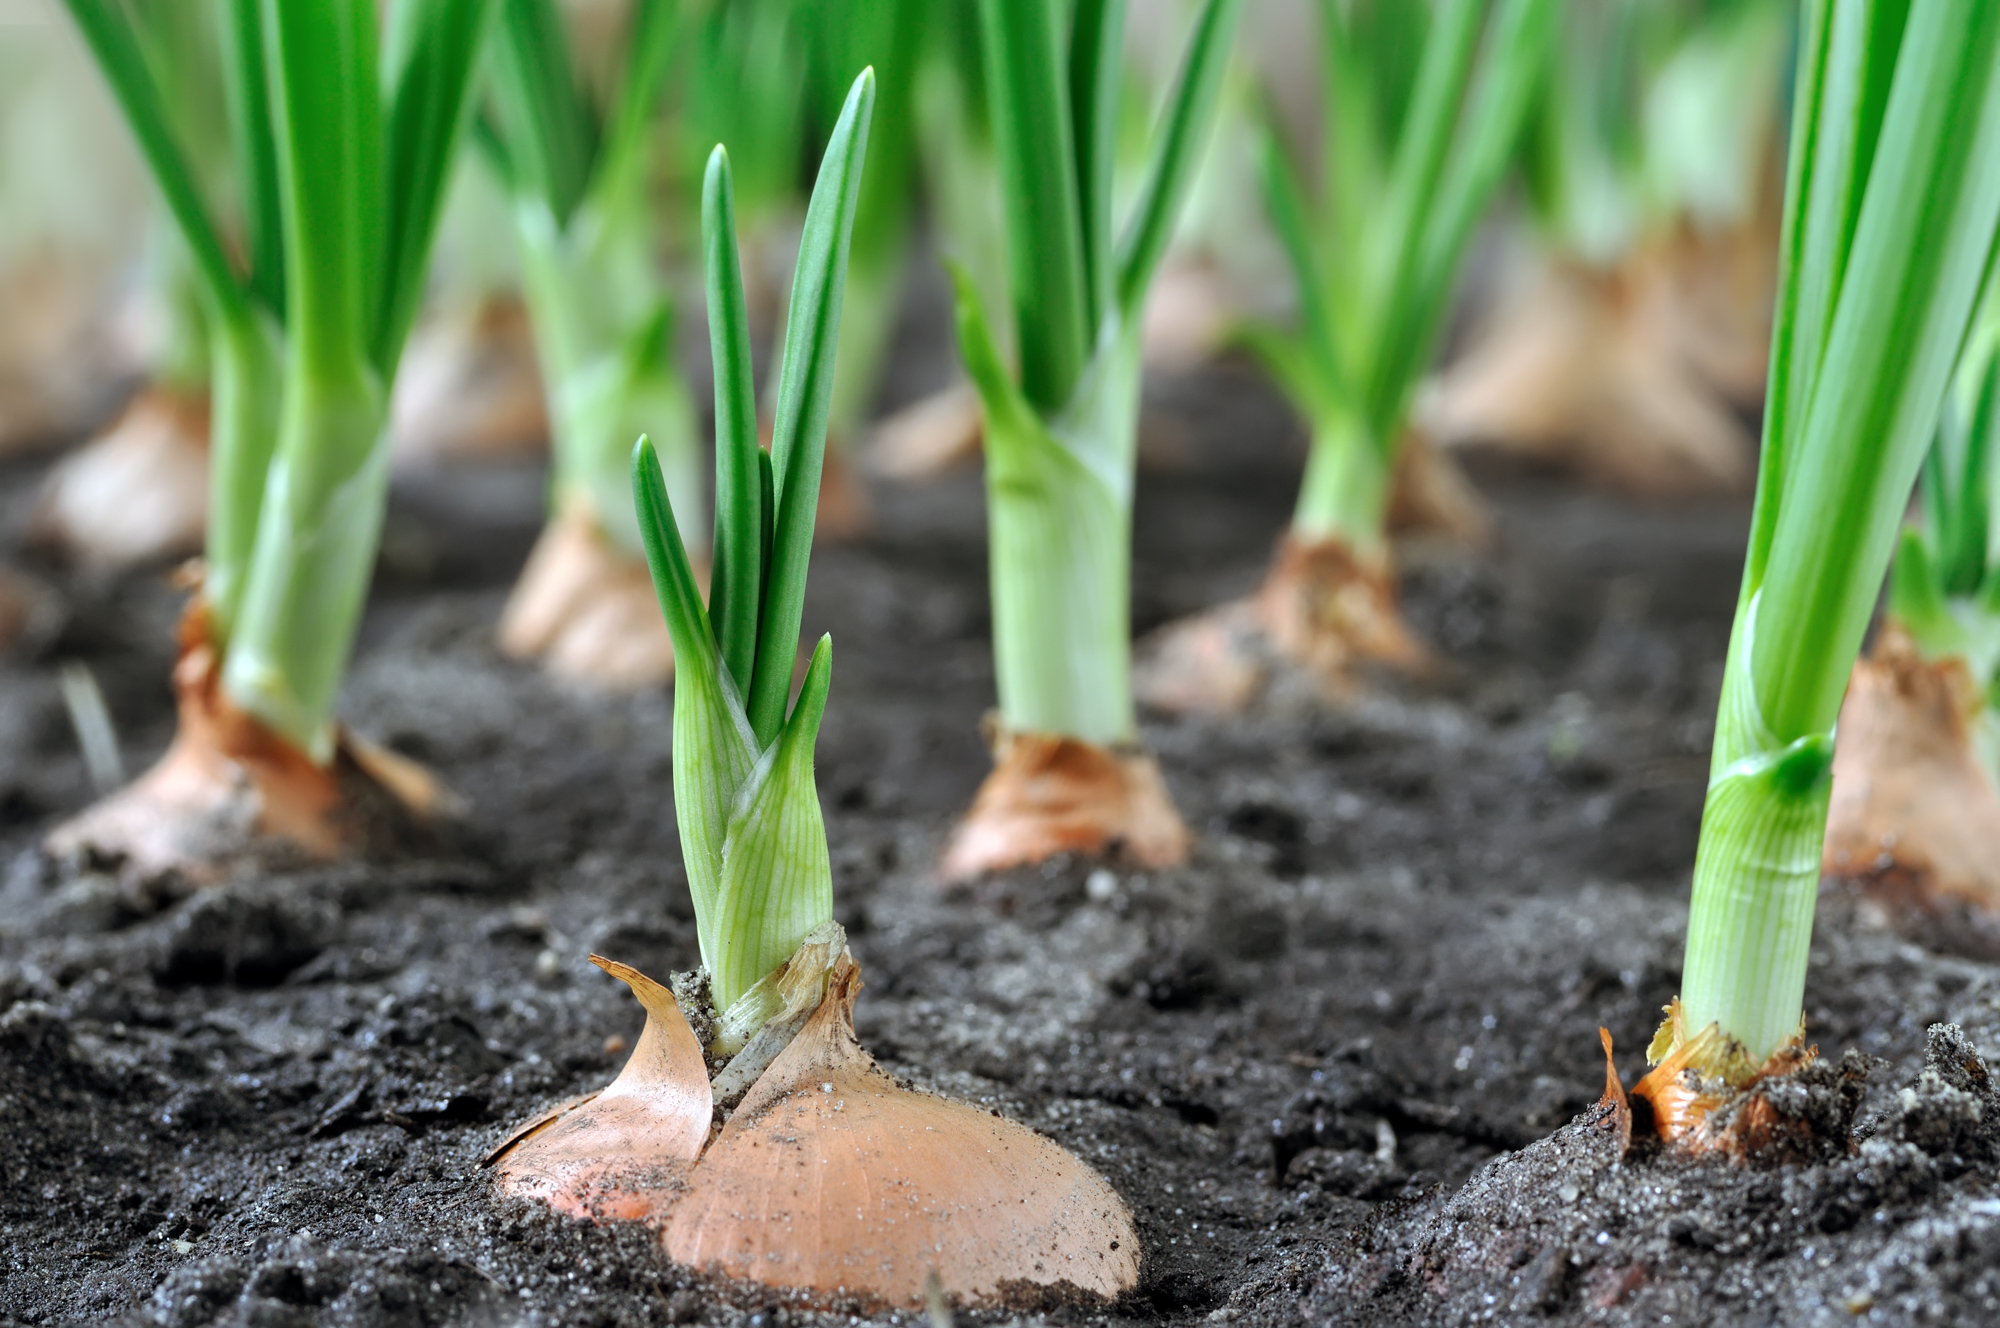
[
  {"left": 985, "top": 320, "right": 1143, "bottom": 744},
  {"left": 514, "top": 200, "right": 702, "bottom": 553},
  {"left": 1679, "top": 595, "right": 1835, "bottom": 1065},
  {"left": 633, "top": 72, "right": 876, "bottom": 1032}
]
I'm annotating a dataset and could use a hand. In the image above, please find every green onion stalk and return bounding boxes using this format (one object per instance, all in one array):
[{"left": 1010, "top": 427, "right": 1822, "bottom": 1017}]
[
  {"left": 54, "top": 0, "right": 493, "bottom": 866},
  {"left": 863, "top": 0, "right": 1010, "bottom": 484},
  {"left": 695, "top": 0, "right": 927, "bottom": 539},
  {"left": 1135, "top": 0, "right": 1555, "bottom": 718},
  {"left": 631, "top": 70, "right": 871, "bottom": 1039},
  {"left": 1633, "top": 0, "right": 2000, "bottom": 1134},
  {"left": 798, "top": 0, "right": 926, "bottom": 451},
  {"left": 1422, "top": 0, "right": 1793, "bottom": 496},
  {"left": 33, "top": 0, "right": 226, "bottom": 571},
  {"left": 1122, "top": 7, "right": 1281, "bottom": 373},
  {"left": 679, "top": 0, "right": 806, "bottom": 331},
  {"left": 915, "top": 2, "right": 1006, "bottom": 345},
  {"left": 937, "top": 0, "right": 1240, "bottom": 881},
  {"left": 482, "top": 0, "right": 701, "bottom": 687},
  {"left": 122, "top": 0, "right": 227, "bottom": 401},
  {"left": 1820, "top": 292, "right": 2000, "bottom": 920}
]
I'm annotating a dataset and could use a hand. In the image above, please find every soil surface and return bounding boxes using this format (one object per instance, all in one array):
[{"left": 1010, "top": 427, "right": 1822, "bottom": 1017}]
[{"left": 5, "top": 288, "right": 2000, "bottom": 1327}]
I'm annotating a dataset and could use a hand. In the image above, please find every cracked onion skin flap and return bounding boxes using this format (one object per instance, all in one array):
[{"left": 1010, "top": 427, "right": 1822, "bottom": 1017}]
[{"left": 490, "top": 958, "right": 713, "bottom": 1221}]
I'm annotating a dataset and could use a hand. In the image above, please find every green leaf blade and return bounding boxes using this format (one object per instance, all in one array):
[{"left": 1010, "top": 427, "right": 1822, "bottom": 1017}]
[
  {"left": 221, "top": 0, "right": 285, "bottom": 318},
  {"left": 63, "top": 0, "right": 249, "bottom": 325},
  {"left": 262, "top": 0, "right": 383, "bottom": 385},
  {"left": 488, "top": 0, "right": 598, "bottom": 224},
  {"left": 373, "top": 0, "right": 497, "bottom": 374},
  {"left": 1374, "top": 0, "right": 1555, "bottom": 436},
  {"left": 1257, "top": 127, "right": 1342, "bottom": 392},
  {"left": 746, "top": 68, "right": 876, "bottom": 749},
  {"left": 703, "top": 146, "right": 764, "bottom": 698},
  {"left": 1112, "top": 0, "right": 1244, "bottom": 321},
  {"left": 1754, "top": 0, "right": 2000, "bottom": 741},
  {"left": 635, "top": 436, "right": 757, "bottom": 956},
  {"left": 977, "top": 0, "right": 1090, "bottom": 413},
  {"left": 1069, "top": 0, "right": 1125, "bottom": 333}
]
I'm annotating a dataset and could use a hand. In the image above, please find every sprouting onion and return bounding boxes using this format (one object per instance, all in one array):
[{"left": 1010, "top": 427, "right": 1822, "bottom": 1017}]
[
  {"left": 1647, "top": 0, "right": 2000, "bottom": 1106},
  {"left": 494, "top": 76, "right": 1145, "bottom": 1301},
  {"left": 1254, "top": 0, "right": 1553, "bottom": 569},
  {"left": 1815, "top": 288, "right": 2000, "bottom": 924},
  {"left": 1885, "top": 302, "right": 2000, "bottom": 716},
  {"left": 1132, "top": 0, "right": 1552, "bottom": 718},
  {"left": 481, "top": 0, "right": 701, "bottom": 564},
  {"left": 631, "top": 70, "right": 873, "bottom": 1019},
  {"left": 62, "top": 0, "right": 492, "bottom": 760},
  {"left": 1419, "top": 0, "right": 1791, "bottom": 497}
]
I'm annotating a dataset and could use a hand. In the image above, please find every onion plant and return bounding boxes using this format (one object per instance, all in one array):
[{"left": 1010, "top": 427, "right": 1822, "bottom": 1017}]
[
  {"left": 1257, "top": 0, "right": 1552, "bottom": 580},
  {"left": 480, "top": 0, "right": 700, "bottom": 685},
  {"left": 1819, "top": 290, "right": 2000, "bottom": 915},
  {"left": 1525, "top": 0, "right": 1790, "bottom": 273},
  {"left": 495, "top": 79, "right": 1143, "bottom": 1304},
  {"left": 1422, "top": 0, "right": 1792, "bottom": 496},
  {"left": 632, "top": 72, "right": 869, "bottom": 1022},
  {"left": 863, "top": 0, "right": 1011, "bottom": 483},
  {"left": 483, "top": 0, "right": 697, "bottom": 577},
  {"left": 29, "top": 0, "right": 222, "bottom": 571},
  {"left": 1888, "top": 311, "right": 2000, "bottom": 729},
  {"left": 1640, "top": 0, "right": 2000, "bottom": 1124},
  {"left": 60, "top": 0, "right": 492, "bottom": 804},
  {"left": 1135, "top": 0, "right": 1553, "bottom": 716},
  {"left": 937, "top": 0, "right": 1239, "bottom": 878}
]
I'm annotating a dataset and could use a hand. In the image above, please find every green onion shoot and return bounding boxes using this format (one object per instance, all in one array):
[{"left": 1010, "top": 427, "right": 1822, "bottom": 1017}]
[
  {"left": 48, "top": 0, "right": 492, "bottom": 878},
  {"left": 484, "top": 0, "right": 704, "bottom": 689},
  {"left": 1425, "top": 0, "right": 1792, "bottom": 496},
  {"left": 1822, "top": 290, "right": 2000, "bottom": 924},
  {"left": 1135, "top": 0, "right": 1557, "bottom": 717},
  {"left": 631, "top": 69, "right": 871, "bottom": 1024},
  {"left": 1629, "top": 0, "right": 2000, "bottom": 1151}
]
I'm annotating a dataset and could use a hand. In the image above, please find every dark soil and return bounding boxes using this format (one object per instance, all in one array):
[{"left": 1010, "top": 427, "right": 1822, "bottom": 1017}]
[{"left": 6, "top": 301, "right": 2000, "bottom": 1326}]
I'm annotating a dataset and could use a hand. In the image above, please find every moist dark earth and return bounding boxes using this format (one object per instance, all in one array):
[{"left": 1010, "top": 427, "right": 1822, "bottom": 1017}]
[{"left": 5, "top": 300, "right": 2000, "bottom": 1327}]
